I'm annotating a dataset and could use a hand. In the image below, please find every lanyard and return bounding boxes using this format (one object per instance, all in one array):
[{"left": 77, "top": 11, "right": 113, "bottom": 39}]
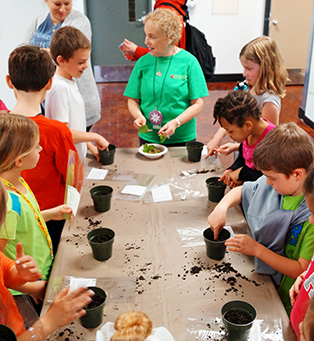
[
  {"left": 153, "top": 54, "right": 174, "bottom": 110},
  {"left": 1, "top": 177, "right": 54, "bottom": 259}
]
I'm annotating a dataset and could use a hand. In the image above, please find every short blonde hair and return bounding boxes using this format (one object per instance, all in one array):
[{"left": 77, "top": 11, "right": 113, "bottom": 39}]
[
  {"left": 0, "top": 113, "right": 39, "bottom": 173},
  {"left": 145, "top": 8, "right": 182, "bottom": 45},
  {"left": 111, "top": 311, "right": 153, "bottom": 341},
  {"left": 253, "top": 122, "right": 314, "bottom": 176},
  {"left": 240, "top": 36, "right": 288, "bottom": 98}
]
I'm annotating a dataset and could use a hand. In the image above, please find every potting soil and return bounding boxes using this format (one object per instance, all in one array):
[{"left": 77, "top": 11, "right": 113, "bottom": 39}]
[
  {"left": 84, "top": 295, "right": 105, "bottom": 309},
  {"left": 224, "top": 309, "right": 253, "bottom": 324},
  {"left": 90, "top": 234, "right": 112, "bottom": 243}
]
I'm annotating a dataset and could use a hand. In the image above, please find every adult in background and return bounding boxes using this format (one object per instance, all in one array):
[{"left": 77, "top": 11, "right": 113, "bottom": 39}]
[
  {"left": 122, "top": 0, "right": 188, "bottom": 61},
  {"left": 124, "top": 8, "right": 208, "bottom": 146},
  {"left": 24, "top": 0, "right": 100, "bottom": 131}
]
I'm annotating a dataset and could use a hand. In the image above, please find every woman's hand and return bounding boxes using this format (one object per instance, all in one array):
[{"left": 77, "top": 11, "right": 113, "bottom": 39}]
[
  {"left": 158, "top": 119, "right": 177, "bottom": 138},
  {"left": 133, "top": 116, "right": 147, "bottom": 130},
  {"left": 15, "top": 243, "right": 42, "bottom": 282},
  {"left": 289, "top": 271, "right": 306, "bottom": 306}
]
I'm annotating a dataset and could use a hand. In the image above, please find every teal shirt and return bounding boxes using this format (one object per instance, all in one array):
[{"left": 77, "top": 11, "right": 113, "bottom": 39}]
[
  {"left": 277, "top": 195, "right": 314, "bottom": 315},
  {"left": 124, "top": 49, "right": 208, "bottom": 144}
]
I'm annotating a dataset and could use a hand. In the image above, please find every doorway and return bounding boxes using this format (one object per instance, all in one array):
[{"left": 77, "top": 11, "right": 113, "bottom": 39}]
[
  {"left": 265, "top": 0, "right": 313, "bottom": 85},
  {"left": 85, "top": 0, "right": 151, "bottom": 82}
]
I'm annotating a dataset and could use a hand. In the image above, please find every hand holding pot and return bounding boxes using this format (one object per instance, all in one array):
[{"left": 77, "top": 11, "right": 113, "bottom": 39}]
[{"left": 41, "top": 287, "right": 94, "bottom": 334}]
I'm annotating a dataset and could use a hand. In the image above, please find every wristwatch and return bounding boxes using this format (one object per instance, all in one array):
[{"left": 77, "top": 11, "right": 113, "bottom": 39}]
[{"left": 176, "top": 117, "right": 181, "bottom": 127}]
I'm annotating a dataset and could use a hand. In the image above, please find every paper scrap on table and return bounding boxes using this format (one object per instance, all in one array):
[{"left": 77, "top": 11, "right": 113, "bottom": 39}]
[
  {"left": 151, "top": 184, "right": 172, "bottom": 202},
  {"left": 68, "top": 277, "right": 96, "bottom": 294},
  {"left": 121, "top": 185, "right": 147, "bottom": 196},
  {"left": 87, "top": 168, "right": 109, "bottom": 180},
  {"left": 66, "top": 185, "right": 81, "bottom": 216}
]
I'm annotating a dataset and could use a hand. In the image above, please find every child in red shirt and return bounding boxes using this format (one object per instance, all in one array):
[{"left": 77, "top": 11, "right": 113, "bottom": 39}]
[{"left": 290, "top": 168, "right": 314, "bottom": 339}]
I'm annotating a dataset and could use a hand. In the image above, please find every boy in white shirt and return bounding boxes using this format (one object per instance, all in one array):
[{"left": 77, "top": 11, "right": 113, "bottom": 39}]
[{"left": 45, "top": 26, "right": 109, "bottom": 161}]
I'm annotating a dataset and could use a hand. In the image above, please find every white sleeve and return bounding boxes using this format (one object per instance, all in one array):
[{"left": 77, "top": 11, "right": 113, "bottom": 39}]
[{"left": 45, "top": 84, "right": 70, "bottom": 123}]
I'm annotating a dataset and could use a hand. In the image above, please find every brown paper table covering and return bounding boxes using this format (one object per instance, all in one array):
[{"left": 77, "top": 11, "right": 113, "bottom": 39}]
[{"left": 42, "top": 147, "right": 297, "bottom": 340}]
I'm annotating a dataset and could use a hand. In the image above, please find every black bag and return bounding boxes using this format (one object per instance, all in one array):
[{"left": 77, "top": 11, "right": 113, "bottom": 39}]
[
  {"left": 185, "top": 22, "right": 216, "bottom": 81},
  {"left": 158, "top": 2, "right": 216, "bottom": 80}
]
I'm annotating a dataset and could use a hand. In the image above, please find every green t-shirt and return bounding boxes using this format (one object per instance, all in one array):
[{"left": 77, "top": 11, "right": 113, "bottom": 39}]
[
  {"left": 124, "top": 49, "right": 208, "bottom": 144},
  {"left": 0, "top": 187, "right": 53, "bottom": 295},
  {"left": 277, "top": 195, "right": 314, "bottom": 315}
]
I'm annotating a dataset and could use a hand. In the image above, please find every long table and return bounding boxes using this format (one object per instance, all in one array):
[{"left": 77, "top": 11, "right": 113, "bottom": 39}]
[{"left": 42, "top": 147, "right": 297, "bottom": 340}]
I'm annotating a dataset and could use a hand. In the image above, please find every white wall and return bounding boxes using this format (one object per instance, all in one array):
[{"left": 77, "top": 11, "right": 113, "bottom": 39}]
[
  {"left": 0, "top": 0, "right": 264, "bottom": 109},
  {"left": 188, "top": 0, "right": 265, "bottom": 74}
]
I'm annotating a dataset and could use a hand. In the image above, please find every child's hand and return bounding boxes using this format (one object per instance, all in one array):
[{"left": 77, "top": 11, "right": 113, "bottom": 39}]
[
  {"left": 87, "top": 142, "right": 100, "bottom": 162},
  {"left": 207, "top": 206, "right": 227, "bottom": 240},
  {"left": 94, "top": 134, "right": 109, "bottom": 152},
  {"left": 133, "top": 116, "right": 146, "bottom": 130},
  {"left": 228, "top": 169, "right": 243, "bottom": 188},
  {"left": 225, "top": 234, "right": 258, "bottom": 256},
  {"left": 122, "top": 39, "right": 137, "bottom": 57},
  {"left": 42, "top": 287, "right": 94, "bottom": 333},
  {"left": 214, "top": 142, "right": 239, "bottom": 156},
  {"left": 15, "top": 243, "right": 42, "bottom": 282},
  {"left": 205, "top": 140, "right": 219, "bottom": 159},
  {"left": 219, "top": 169, "right": 233, "bottom": 183},
  {"left": 42, "top": 205, "right": 73, "bottom": 222},
  {"left": 29, "top": 280, "right": 48, "bottom": 304},
  {"left": 289, "top": 271, "right": 306, "bottom": 305}
]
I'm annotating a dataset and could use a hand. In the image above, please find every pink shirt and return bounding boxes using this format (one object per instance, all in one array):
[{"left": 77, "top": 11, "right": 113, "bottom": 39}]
[
  {"left": 242, "top": 120, "right": 276, "bottom": 169},
  {"left": 0, "top": 99, "right": 8, "bottom": 111}
]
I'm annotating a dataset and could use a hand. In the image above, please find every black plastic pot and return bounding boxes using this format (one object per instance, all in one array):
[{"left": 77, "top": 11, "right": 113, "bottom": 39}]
[
  {"left": 186, "top": 141, "right": 204, "bottom": 162},
  {"left": 0, "top": 324, "right": 17, "bottom": 341},
  {"left": 79, "top": 286, "right": 107, "bottom": 329},
  {"left": 221, "top": 300, "right": 257, "bottom": 341},
  {"left": 87, "top": 227, "right": 115, "bottom": 261},
  {"left": 90, "top": 185, "right": 113, "bottom": 212},
  {"left": 203, "top": 227, "right": 230, "bottom": 260},
  {"left": 205, "top": 177, "right": 226, "bottom": 202},
  {"left": 98, "top": 144, "right": 116, "bottom": 165}
]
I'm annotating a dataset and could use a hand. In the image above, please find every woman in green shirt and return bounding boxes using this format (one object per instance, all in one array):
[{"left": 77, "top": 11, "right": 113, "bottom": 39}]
[{"left": 124, "top": 8, "right": 208, "bottom": 146}]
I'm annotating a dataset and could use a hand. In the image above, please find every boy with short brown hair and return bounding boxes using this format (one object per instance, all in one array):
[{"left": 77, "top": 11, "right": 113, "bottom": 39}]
[
  {"left": 45, "top": 26, "right": 109, "bottom": 161},
  {"left": 208, "top": 122, "right": 314, "bottom": 314}
]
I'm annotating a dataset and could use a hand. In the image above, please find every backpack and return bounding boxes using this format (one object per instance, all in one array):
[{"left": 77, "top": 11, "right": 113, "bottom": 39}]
[
  {"left": 185, "top": 23, "right": 216, "bottom": 81},
  {"left": 159, "top": 2, "right": 216, "bottom": 80}
]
